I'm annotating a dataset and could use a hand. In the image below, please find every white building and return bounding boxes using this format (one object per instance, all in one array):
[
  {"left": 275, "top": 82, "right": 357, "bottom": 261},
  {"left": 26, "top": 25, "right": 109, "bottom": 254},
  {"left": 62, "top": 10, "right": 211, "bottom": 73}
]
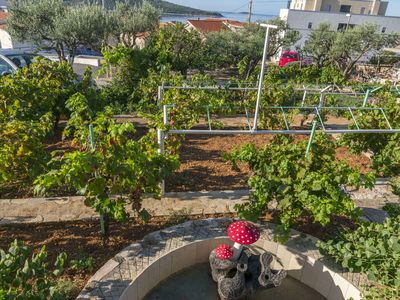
[
  {"left": 288, "top": 0, "right": 388, "bottom": 16},
  {"left": 280, "top": 8, "right": 400, "bottom": 48}
]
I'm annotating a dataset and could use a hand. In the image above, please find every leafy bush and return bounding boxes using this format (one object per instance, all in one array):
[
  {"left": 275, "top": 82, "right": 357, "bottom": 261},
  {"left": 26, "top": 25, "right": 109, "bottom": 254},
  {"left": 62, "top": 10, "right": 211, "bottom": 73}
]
[
  {"left": 0, "top": 114, "right": 52, "bottom": 184},
  {"left": 35, "top": 95, "right": 179, "bottom": 236},
  {"left": 51, "top": 279, "right": 81, "bottom": 300},
  {"left": 0, "top": 240, "right": 67, "bottom": 299},
  {"left": 70, "top": 256, "right": 94, "bottom": 273},
  {"left": 318, "top": 217, "right": 400, "bottom": 299},
  {"left": 264, "top": 64, "right": 347, "bottom": 86},
  {"left": 341, "top": 87, "right": 400, "bottom": 181},
  {"left": 226, "top": 134, "right": 375, "bottom": 239},
  {"left": 382, "top": 203, "right": 400, "bottom": 218},
  {"left": 0, "top": 60, "right": 101, "bottom": 190}
]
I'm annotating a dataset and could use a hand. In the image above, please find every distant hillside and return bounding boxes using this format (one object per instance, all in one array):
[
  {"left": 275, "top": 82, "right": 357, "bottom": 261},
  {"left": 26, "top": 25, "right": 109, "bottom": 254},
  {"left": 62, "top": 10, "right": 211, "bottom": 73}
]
[
  {"left": 153, "top": 0, "right": 222, "bottom": 16},
  {"left": 64, "top": 0, "right": 222, "bottom": 16},
  {"left": 4, "top": 0, "right": 222, "bottom": 17}
]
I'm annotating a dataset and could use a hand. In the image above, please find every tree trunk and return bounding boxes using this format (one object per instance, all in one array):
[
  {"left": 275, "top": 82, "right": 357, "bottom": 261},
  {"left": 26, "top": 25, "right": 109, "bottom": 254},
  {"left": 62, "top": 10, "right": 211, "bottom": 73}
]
[{"left": 100, "top": 213, "right": 110, "bottom": 239}]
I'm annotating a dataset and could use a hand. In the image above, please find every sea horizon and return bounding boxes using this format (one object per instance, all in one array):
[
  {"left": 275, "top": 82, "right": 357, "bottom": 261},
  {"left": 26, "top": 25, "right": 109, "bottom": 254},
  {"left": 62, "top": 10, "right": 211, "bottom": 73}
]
[{"left": 161, "top": 11, "right": 277, "bottom": 23}]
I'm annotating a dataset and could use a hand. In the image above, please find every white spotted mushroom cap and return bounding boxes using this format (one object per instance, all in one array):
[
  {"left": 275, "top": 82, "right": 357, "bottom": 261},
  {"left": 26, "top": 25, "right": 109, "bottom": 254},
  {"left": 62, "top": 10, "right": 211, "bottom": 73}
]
[
  {"left": 227, "top": 221, "right": 260, "bottom": 245},
  {"left": 215, "top": 244, "right": 234, "bottom": 260}
]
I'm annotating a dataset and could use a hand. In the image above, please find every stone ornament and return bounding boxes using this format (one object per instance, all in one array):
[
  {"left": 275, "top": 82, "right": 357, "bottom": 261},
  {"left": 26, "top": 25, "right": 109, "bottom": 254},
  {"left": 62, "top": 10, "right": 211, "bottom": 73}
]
[{"left": 210, "top": 220, "right": 287, "bottom": 300}]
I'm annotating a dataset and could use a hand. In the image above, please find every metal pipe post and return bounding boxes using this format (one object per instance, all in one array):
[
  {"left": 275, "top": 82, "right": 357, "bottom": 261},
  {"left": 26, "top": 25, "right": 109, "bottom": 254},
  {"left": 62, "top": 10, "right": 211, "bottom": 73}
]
[
  {"left": 305, "top": 120, "right": 317, "bottom": 157},
  {"left": 253, "top": 23, "right": 278, "bottom": 131},
  {"left": 158, "top": 105, "right": 169, "bottom": 196},
  {"left": 363, "top": 89, "right": 371, "bottom": 107}
]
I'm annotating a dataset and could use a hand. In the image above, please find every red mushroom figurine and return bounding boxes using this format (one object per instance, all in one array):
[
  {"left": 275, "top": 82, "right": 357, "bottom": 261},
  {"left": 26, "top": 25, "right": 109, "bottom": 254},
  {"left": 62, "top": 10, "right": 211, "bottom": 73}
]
[
  {"left": 228, "top": 221, "right": 260, "bottom": 260},
  {"left": 215, "top": 244, "right": 234, "bottom": 260}
]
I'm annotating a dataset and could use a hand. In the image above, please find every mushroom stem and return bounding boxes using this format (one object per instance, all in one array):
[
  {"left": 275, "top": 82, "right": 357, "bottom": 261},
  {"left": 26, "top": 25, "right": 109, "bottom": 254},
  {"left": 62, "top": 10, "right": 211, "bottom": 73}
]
[{"left": 231, "top": 242, "right": 243, "bottom": 260}]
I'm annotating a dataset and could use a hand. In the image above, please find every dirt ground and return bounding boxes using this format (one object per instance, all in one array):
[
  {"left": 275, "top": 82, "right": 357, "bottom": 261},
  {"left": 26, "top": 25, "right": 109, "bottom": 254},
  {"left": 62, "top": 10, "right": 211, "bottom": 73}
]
[
  {"left": 0, "top": 126, "right": 372, "bottom": 198},
  {"left": 165, "top": 134, "right": 371, "bottom": 192},
  {"left": 0, "top": 212, "right": 356, "bottom": 298},
  {"left": 0, "top": 214, "right": 232, "bottom": 298}
]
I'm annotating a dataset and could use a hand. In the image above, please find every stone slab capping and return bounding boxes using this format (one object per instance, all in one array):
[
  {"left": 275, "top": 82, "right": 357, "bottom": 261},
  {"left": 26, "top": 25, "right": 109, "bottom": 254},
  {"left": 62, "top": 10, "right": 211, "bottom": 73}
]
[{"left": 77, "top": 218, "right": 363, "bottom": 300}]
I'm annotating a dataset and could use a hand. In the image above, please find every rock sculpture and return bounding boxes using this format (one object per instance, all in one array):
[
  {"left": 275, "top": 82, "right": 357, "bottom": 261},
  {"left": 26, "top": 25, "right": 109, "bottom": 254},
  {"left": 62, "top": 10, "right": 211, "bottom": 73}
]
[{"left": 209, "top": 221, "right": 287, "bottom": 300}]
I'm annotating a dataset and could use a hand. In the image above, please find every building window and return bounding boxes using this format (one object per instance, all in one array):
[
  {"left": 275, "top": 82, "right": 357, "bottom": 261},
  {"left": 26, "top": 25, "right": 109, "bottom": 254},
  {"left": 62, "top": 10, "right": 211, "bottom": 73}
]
[
  {"left": 382, "top": 27, "right": 387, "bottom": 33},
  {"left": 308, "top": 22, "right": 313, "bottom": 29},
  {"left": 360, "top": 7, "right": 366, "bottom": 14},
  {"left": 340, "top": 5, "right": 352, "bottom": 13},
  {"left": 327, "top": 5, "right": 332, "bottom": 12},
  {"left": 338, "top": 23, "right": 355, "bottom": 31}
]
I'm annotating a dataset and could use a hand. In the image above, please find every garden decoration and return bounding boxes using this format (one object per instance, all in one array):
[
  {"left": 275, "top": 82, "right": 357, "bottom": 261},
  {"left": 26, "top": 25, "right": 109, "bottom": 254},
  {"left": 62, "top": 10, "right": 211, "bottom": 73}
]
[
  {"left": 215, "top": 244, "right": 234, "bottom": 260},
  {"left": 209, "top": 221, "right": 286, "bottom": 300},
  {"left": 227, "top": 220, "right": 261, "bottom": 260}
]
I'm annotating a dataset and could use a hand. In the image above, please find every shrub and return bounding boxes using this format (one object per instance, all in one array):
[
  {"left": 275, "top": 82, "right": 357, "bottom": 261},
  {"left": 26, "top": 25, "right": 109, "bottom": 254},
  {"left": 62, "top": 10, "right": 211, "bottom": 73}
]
[
  {"left": 318, "top": 217, "right": 400, "bottom": 299},
  {"left": 70, "top": 256, "right": 94, "bottom": 273},
  {"left": 0, "top": 240, "right": 67, "bottom": 299},
  {"left": 382, "top": 203, "right": 400, "bottom": 218},
  {"left": 35, "top": 95, "right": 179, "bottom": 236},
  {"left": 226, "top": 134, "right": 375, "bottom": 239}
]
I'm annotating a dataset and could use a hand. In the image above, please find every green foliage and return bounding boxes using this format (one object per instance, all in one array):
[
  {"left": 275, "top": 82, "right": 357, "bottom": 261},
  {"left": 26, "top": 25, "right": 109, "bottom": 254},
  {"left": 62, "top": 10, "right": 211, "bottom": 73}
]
[
  {"left": 0, "top": 240, "right": 67, "bottom": 299},
  {"left": 70, "top": 256, "right": 94, "bottom": 273},
  {"left": 51, "top": 279, "right": 81, "bottom": 300},
  {"left": 0, "top": 114, "right": 52, "bottom": 184},
  {"left": 35, "top": 95, "right": 179, "bottom": 231},
  {"left": 206, "top": 19, "right": 300, "bottom": 78},
  {"left": 0, "top": 59, "right": 101, "bottom": 188},
  {"left": 8, "top": 0, "right": 113, "bottom": 62},
  {"left": 226, "top": 134, "right": 375, "bottom": 239},
  {"left": 341, "top": 87, "right": 400, "bottom": 178},
  {"left": 391, "top": 176, "right": 400, "bottom": 196},
  {"left": 54, "top": 4, "right": 112, "bottom": 62},
  {"left": 113, "top": 1, "right": 161, "bottom": 48},
  {"left": 264, "top": 64, "right": 347, "bottom": 86},
  {"left": 147, "top": 23, "right": 205, "bottom": 74},
  {"left": 303, "top": 22, "right": 336, "bottom": 68},
  {"left": 382, "top": 203, "right": 400, "bottom": 218},
  {"left": 369, "top": 50, "right": 400, "bottom": 66},
  {"left": 303, "top": 22, "right": 400, "bottom": 77},
  {"left": 318, "top": 217, "right": 400, "bottom": 299}
]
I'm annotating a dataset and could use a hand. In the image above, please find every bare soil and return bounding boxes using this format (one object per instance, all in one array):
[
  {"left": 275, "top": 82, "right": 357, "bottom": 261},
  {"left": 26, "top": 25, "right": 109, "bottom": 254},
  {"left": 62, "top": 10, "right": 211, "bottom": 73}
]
[
  {"left": 0, "top": 127, "right": 372, "bottom": 198},
  {"left": 0, "top": 213, "right": 356, "bottom": 298},
  {"left": 0, "top": 214, "right": 233, "bottom": 299},
  {"left": 166, "top": 134, "right": 371, "bottom": 192}
]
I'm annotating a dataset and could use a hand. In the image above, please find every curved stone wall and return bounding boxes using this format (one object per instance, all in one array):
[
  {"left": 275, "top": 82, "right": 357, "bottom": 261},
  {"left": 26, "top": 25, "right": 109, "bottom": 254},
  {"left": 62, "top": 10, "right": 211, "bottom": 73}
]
[{"left": 78, "top": 219, "right": 363, "bottom": 300}]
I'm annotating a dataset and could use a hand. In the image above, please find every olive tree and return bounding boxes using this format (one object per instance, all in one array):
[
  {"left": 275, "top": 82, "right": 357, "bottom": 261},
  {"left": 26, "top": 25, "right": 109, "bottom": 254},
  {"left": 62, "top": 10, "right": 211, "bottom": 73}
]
[
  {"left": 8, "top": 0, "right": 114, "bottom": 63},
  {"left": 330, "top": 23, "right": 399, "bottom": 77},
  {"left": 303, "top": 23, "right": 336, "bottom": 68},
  {"left": 303, "top": 22, "right": 399, "bottom": 77},
  {"left": 54, "top": 5, "right": 113, "bottom": 63},
  {"left": 206, "top": 18, "right": 300, "bottom": 78},
  {"left": 112, "top": 0, "right": 161, "bottom": 48}
]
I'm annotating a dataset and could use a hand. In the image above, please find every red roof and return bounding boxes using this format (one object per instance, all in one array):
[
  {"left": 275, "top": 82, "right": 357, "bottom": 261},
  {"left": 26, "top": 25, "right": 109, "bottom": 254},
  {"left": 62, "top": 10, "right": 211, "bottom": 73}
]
[
  {"left": 187, "top": 18, "right": 244, "bottom": 35},
  {"left": 0, "top": 12, "right": 8, "bottom": 21}
]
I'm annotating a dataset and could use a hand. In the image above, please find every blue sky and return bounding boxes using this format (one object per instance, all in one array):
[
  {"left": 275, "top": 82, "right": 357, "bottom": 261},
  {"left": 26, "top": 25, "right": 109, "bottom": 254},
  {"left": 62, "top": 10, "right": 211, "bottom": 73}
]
[{"left": 169, "top": 0, "right": 400, "bottom": 16}]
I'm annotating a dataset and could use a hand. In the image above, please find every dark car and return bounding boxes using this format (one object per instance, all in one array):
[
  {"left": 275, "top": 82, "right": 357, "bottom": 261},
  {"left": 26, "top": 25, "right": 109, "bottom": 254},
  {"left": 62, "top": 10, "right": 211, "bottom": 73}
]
[{"left": 0, "top": 49, "right": 42, "bottom": 76}]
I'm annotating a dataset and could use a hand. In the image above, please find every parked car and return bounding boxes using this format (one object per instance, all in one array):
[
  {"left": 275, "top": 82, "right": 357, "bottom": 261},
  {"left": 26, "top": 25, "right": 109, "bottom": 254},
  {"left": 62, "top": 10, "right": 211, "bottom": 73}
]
[
  {"left": 278, "top": 51, "right": 299, "bottom": 67},
  {"left": 0, "top": 49, "right": 42, "bottom": 76}
]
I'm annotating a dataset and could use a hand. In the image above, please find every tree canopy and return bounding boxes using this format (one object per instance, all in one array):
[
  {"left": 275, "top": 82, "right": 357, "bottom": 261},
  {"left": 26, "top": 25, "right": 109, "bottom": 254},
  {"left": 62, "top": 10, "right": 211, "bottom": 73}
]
[
  {"left": 205, "top": 18, "right": 300, "bottom": 78},
  {"left": 304, "top": 22, "right": 400, "bottom": 77},
  {"left": 7, "top": 0, "right": 161, "bottom": 62}
]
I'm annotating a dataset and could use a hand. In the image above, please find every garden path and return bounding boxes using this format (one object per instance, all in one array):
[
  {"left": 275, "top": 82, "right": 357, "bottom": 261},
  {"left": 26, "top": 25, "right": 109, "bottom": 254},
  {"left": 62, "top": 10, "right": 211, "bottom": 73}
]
[{"left": 0, "top": 183, "right": 398, "bottom": 225}]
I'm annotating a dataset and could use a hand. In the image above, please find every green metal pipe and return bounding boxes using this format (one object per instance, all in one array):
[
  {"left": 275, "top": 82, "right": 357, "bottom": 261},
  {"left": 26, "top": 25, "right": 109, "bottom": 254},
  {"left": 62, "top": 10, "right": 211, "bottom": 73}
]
[{"left": 305, "top": 120, "right": 317, "bottom": 157}]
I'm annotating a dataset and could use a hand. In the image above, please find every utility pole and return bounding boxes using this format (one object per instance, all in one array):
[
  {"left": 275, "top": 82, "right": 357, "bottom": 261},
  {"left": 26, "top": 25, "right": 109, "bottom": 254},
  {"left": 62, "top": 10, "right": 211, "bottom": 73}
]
[{"left": 248, "top": 0, "right": 253, "bottom": 23}]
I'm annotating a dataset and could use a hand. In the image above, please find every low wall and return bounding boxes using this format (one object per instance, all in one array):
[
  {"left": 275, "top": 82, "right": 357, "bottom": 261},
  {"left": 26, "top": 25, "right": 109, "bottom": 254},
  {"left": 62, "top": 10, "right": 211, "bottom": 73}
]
[{"left": 77, "top": 219, "right": 365, "bottom": 300}]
